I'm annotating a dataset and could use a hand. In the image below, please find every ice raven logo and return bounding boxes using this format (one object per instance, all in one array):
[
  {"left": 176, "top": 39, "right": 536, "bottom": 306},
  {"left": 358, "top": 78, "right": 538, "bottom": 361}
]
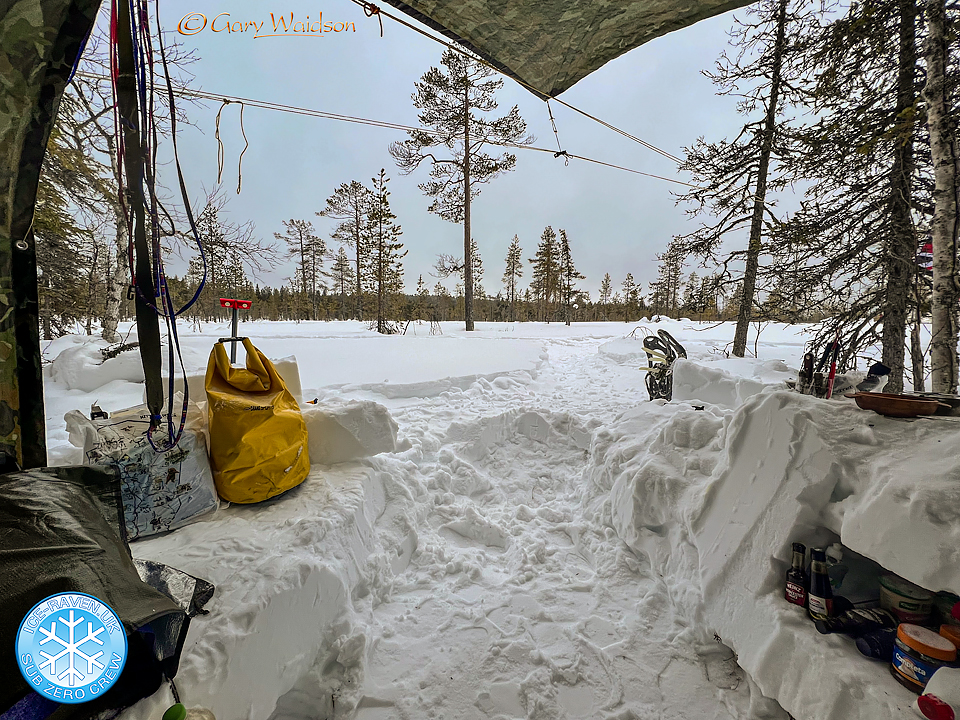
[{"left": 16, "top": 593, "right": 128, "bottom": 703}]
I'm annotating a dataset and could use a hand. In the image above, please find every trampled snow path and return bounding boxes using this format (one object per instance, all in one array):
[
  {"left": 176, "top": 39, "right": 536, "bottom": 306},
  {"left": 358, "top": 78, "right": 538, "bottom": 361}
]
[
  {"left": 45, "top": 321, "right": 812, "bottom": 719},
  {"left": 270, "top": 334, "right": 778, "bottom": 719}
]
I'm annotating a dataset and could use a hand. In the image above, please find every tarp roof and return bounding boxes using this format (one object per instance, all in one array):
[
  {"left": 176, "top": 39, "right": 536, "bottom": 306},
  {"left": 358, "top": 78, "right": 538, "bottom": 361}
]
[{"left": 382, "top": 0, "right": 753, "bottom": 98}]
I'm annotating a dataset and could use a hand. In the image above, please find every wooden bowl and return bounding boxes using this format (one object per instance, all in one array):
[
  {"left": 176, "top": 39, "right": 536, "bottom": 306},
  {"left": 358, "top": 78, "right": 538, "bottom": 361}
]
[{"left": 847, "top": 392, "right": 947, "bottom": 418}]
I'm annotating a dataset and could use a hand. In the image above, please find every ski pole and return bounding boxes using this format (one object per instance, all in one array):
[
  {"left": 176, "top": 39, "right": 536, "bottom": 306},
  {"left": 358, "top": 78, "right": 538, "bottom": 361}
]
[{"left": 825, "top": 334, "right": 840, "bottom": 399}]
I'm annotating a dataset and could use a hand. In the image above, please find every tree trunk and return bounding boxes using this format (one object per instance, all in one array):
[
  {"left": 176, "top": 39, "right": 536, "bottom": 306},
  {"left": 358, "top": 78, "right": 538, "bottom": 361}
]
[
  {"left": 101, "top": 169, "right": 128, "bottom": 342},
  {"left": 880, "top": 0, "right": 918, "bottom": 393},
  {"left": 355, "top": 208, "right": 363, "bottom": 321},
  {"left": 911, "top": 321, "right": 926, "bottom": 390},
  {"left": 733, "top": 0, "right": 788, "bottom": 357},
  {"left": 377, "top": 218, "right": 385, "bottom": 333},
  {"left": 924, "top": 0, "right": 959, "bottom": 393},
  {"left": 463, "top": 87, "right": 474, "bottom": 331}
]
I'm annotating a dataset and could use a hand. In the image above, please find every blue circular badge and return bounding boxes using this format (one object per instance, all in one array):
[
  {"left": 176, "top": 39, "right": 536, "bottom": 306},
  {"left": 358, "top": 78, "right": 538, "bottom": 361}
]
[{"left": 16, "top": 593, "right": 128, "bottom": 704}]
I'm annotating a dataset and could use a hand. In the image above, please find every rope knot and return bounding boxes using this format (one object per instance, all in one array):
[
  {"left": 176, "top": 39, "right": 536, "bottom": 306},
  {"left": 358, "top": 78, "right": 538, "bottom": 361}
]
[{"left": 360, "top": 1, "right": 384, "bottom": 36}]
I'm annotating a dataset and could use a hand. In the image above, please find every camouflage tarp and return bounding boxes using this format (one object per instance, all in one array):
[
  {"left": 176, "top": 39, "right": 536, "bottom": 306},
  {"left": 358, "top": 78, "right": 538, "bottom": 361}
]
[
  {"left": 0, "top": 0, "right": 100, "bottom": 468},
  {"left": 381, "top": 0, "right": 752, "bottom": 98}
]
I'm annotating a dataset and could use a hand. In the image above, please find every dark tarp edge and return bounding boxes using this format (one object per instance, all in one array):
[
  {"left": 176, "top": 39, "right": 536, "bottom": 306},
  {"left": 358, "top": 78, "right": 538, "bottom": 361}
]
[
  {"left": 380, "top": 0, "right": 554, "bottom": 99},
  {"left": 1, "top": 0, "right": 102, "bottom": 469},
  {"left": 380, "top": 0, "right": 755, "bottom": 98}
]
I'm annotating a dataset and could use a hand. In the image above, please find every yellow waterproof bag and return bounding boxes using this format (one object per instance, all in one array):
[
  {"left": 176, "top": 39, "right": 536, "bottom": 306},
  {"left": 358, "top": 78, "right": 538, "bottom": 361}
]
[{"left": 205, "top": 338, "right": 310, "bottom": 503}]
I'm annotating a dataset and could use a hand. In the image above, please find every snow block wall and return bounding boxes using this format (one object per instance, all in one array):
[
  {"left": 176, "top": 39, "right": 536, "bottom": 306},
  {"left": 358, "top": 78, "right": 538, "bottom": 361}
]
[{"left": 585, "top": 362, "right": 960, "bottom": 720}]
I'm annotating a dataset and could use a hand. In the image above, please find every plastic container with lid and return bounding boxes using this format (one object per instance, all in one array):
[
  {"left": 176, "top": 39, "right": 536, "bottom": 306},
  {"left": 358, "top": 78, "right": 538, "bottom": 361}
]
[
  {"left": 880, "top": 574, "right": 934, "bottom": 623},
  {"left": 915, "top": 667, "right": 960, "bottom": 720},
  {"left": 890, "top": 624, "right": 957, "bottom": 693},
  {"left": 941, "top": 624, "right": 960, "bottom": 650}
]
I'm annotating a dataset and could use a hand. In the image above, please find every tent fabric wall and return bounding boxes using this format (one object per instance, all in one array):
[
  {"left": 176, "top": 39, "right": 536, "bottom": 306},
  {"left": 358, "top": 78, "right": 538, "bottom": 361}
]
[
  {"left": 0, "top": 0, "right": 101, "bottom": 469},
  {"left": 381, "top": 0, "right": 753, "bottom": 98}
]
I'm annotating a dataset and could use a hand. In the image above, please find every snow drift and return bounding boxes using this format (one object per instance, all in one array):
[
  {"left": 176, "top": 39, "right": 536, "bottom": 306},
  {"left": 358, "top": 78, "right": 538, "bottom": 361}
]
[{"left": 585, "top": 359, "right": 960, "bottom": 720}]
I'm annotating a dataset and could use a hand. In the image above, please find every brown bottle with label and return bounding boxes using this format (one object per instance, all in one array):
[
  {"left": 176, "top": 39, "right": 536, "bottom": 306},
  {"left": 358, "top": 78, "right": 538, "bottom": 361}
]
[
  {"left": 785, "top": 543, "right": 808, "bottom": 607},
  {"left": 808, "top": 548, "right": 834, "bottom": 621}
]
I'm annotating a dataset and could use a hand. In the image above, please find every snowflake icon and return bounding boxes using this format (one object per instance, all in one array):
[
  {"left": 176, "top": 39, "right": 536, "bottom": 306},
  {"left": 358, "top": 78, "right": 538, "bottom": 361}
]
[
  {"left": 17, "top": 593, "right": 127, "bottom": 703},
  {"left": 36, "top": 610, "right": 106, "bottom": 686}
]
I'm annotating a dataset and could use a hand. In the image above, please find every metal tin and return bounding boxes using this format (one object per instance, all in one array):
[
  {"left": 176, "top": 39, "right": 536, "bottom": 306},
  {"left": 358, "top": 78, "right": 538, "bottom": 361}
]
[{"left": 880, "top": 574, "right": 934, "bottom": 623}]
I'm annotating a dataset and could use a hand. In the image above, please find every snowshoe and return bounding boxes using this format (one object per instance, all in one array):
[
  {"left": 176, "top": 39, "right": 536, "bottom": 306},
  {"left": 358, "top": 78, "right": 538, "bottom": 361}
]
[
  {"left": 657, "top": 329, "right": 687, "bottom": 360},
  {"left": 643, "top": 334, "right": 675, "bottom": 401},
  {"left": 641, "top": 331, "right": 687, "bottom": 402}
]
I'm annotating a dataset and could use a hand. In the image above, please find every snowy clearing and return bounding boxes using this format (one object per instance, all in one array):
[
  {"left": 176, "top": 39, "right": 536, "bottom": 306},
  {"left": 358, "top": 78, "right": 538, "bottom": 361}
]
[{"left": 41, "top": 320, "right": 959, "bottom": 720}]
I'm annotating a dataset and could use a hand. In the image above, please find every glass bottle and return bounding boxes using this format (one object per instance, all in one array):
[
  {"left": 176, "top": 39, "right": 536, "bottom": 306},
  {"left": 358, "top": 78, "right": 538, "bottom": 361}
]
[
  {"left": 808, "top": 548, "right": 834, "bottom": 621},
  {"left": 785, "top": 542, "right": 808, "bottom": 607},
  {"left": 815, "top": 608, "right": 898, "bottom": 635}
]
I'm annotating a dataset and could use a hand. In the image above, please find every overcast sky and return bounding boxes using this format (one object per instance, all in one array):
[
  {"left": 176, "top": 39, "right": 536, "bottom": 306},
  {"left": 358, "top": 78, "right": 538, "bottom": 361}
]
[{"left": 96, "top": 1, "right": 753, "bottom": 297}]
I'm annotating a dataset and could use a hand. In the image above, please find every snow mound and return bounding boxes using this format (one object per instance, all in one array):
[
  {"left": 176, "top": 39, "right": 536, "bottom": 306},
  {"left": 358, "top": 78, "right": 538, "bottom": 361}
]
[
  {"left": 596, "top": 336, "right": 651, "bottom": 364},
  {"left": 672, "top": 358, "right": 792, "bottom": 408},
  {"left": 49, "top": 340, "right": 145, "bottom": 392},
  {"left": 122, "top": 465, "right": 390, "bottom": 720},
  {"left": 586, "top": 389, "right": 960, "bottom": 720},
  {"left": 303, "top": 400, "right": 399, "bottom": 465}
]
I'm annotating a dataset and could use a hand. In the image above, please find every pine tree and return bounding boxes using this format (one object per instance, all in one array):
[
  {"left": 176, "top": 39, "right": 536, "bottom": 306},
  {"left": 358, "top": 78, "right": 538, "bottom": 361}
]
[
  {"left": 648, "top": 241, "right": 685, "bottom": 318},
  {"left": 674, "top": 0, "right": 813, "bottom": 355},
  {"left": 599, "top": 273, "right": 613, "bottom": 320},
  {"left": 621, "top": 274, "right": 638, "bottom": 322},
  {"left": 275, "top": 219, "right": 325, "bottom": 321},
  {"left": 390, "top": 48, "right": 531, "bottom": 331},
  {"left": 777, "top": 0, "right": 928, "bottom": 389},
  {"left": 529, "top": 226, "right": 558, "bottom": 321},
  {"left": 502, "top": 235, "right": 523, "bottom": 321},
  {"left": 415, "top": 274, "right": 430, "bottom": 320},
  {"left": 33, "top": 121, "right": 112, "bottom": 338},
  {"left": 318, "top": 181, "right": 372, "bottom": 321},
  {"left": 366, "top": 170, "right": 406, "bottom": 334},
  {"left": 330, "top": 246, "right": 354, "bottom": 320},
  {"left": 470, "top": 239, "right": 485, "bottom": 301},
  {"left": 557, "top": 229, "right": 585, "bottom": 326},
  {"left": 434, "top": 281, "right": 451, "bottom": 321}
]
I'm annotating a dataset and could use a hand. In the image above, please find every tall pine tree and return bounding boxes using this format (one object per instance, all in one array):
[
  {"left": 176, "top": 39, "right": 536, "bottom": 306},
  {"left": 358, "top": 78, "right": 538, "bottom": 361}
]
[
  {"left": 779, "top": 0, "right": 928, "bottom": 389},
  {"left": 366, "top": 170, "right": 406, "bottom": 334},
  {"left": 557, "top": 229, "right": 585, "bottom": 326},
  {"left": 319, "top": 181, "right": 372, "bottom": 321},
  {"left": 674, "top": 0, "right": 812, "bottom": 355},
  {"left": 390, "top": 48, "right": 531, "bottom": 331},
  {"left": 529, "top": 226, "right": 558, "bottom": 321},
  {"left": 275, "top": 219, "right": 326, "bottom": 321},
  {"left": 502, "top": 235, "right": 523, "bottom": 322}
]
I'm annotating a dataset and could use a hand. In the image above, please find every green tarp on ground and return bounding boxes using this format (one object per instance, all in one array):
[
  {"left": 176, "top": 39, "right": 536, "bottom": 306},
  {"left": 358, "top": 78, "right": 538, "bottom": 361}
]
[{"left": 381, "top": 0, "right": 753, "bottom": 97}]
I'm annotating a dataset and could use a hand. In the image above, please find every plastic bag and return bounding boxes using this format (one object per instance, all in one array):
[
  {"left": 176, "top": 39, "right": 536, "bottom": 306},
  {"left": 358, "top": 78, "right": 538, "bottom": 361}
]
[
  {"left": 205, "top": 338, "right": 310, "bottom": 503},
  {"left": 65, "top": 401, "right": 219, "bottom": 540}
]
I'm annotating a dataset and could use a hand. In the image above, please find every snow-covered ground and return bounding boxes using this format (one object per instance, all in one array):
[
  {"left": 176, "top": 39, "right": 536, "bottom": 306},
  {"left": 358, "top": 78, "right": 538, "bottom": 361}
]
[{"left": 40, "top": 320, "right": 960, "bottom": 720}]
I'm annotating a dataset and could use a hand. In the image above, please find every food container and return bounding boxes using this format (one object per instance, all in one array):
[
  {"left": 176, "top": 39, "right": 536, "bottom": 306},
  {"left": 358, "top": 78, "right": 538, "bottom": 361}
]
[
  {"left": 935, "top": 592, "right": 960, "bottom": 626},
  {"left": 941, "top": 625, "right": 960, "bottom": 650},
  {"left": 880, "top": 574, "right": 934, "bottom": 623},
  {"left": 890, "top": 624, "right": 957, "bottom": 693},
  {"left": 917, "top": 667, "right": 960, "bottom": 720}
]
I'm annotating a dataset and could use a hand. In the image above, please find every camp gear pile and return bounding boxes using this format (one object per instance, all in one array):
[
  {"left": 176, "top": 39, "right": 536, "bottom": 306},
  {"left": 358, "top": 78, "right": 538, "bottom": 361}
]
[{"left": 65, "top": 402, "right": 219, "bottom": 540}]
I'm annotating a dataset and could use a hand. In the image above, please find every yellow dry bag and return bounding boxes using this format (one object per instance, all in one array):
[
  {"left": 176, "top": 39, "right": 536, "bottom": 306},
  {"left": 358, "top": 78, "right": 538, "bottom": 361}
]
[{"left": 205, "top": 338, "right": 310, "bottom": 503}]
